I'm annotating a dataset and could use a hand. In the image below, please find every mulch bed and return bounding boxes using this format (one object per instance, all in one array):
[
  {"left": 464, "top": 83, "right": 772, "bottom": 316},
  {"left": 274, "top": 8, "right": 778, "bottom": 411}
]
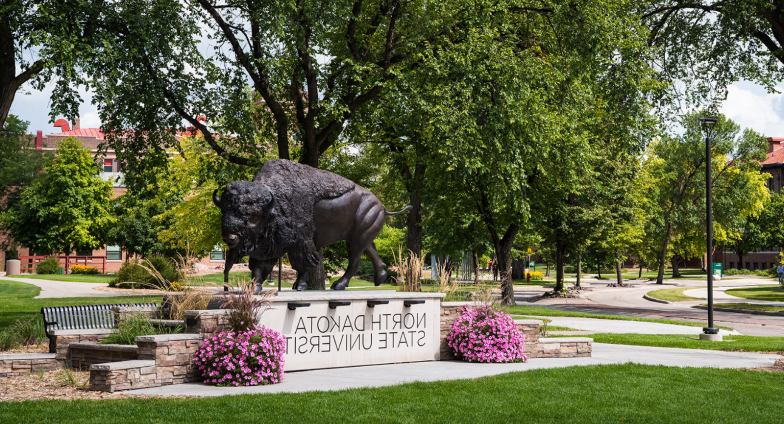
[{"left": 0, "top": 369, "right": 187, "bottom": 401}]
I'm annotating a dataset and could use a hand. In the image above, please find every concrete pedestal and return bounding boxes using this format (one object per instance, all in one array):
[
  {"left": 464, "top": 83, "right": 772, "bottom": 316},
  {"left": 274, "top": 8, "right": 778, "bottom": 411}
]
[
  {"left": 263, "top": 290, "right": 445, "bottom": 371},
  {"left": 5, "top": 259, "right": 20, "bottom": 275},
  {"left": 699, "top": 333, "right": 723, "bottom": 341}
]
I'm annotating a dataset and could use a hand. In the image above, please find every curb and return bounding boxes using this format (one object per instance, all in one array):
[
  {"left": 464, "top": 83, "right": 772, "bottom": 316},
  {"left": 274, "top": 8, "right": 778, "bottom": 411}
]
[
  {"left": 642, "top": 294, "right": 673, "bottom": 304},
  {"left": 692, "top": 305, "right": 784, "bottom": 317}
]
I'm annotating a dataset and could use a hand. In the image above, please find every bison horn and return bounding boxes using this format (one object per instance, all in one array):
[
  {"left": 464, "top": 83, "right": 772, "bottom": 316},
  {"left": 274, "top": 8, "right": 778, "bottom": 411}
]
[
  {"left": 262, "top": 193, "right": 275, "bottom": 213},
  {"left": 213, "top": 188, "right": 222, "bottom": 208}
]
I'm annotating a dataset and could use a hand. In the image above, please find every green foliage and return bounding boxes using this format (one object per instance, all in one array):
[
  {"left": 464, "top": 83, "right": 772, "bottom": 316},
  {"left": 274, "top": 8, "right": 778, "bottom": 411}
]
[
  {"left": 35, "top": 257, "right": 60, "bottom": 275},
  {"left": 0, "top": 137, "right": 115, "bottom": 254},
  {"left": 642, "top": 112, "right": 769, "bottom": 283},
  {"left": 111, "top": 257, "right": 182, "bottom": 289},
  {"left": 101, "top": 313, "right": 183, "bottom": 345},
  {"left": 0, "top": 115, "right": 49, "bottom": 201},
  {"left": 155, "top": 136, "right": 257, "bottom": 256},
  {"left": 0, "top": 316, "right": 45, "bottom": 350}
]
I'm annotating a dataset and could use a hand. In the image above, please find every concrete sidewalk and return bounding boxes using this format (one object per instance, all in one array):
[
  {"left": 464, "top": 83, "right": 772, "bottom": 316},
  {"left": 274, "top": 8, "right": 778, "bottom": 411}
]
[
  {"left": 0, "top": 276, "right": 114, "bottom": 298},
  {"left": 547, "top": 317, "right": 740, "bottom": 335},
  {"left": 128, "top": 343, "right": 778, "bottom": 396}
]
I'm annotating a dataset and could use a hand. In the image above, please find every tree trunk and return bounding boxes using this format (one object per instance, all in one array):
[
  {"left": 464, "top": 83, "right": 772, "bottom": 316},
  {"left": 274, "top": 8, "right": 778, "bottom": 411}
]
[
  {"left": 638, "top": 265, "right": 642, "bottom": 279},
  {"left": 545, "top": 263, "right": 550, "bottom": 277},
  {"left": 737, "top": 253, "right": 743, "bottom": 270},
  {"left": 555, "top": 241, "right": 565, "bottom": 292},
  {"left": 472, "top": 248, "right": 479, "bottom": 284},
  {"left": 615, "top": 248, "right": 623, "bottom": 286},
  {"left": 656, "top": 224, "right": 673, "bottom": 284},
  {"left": 306, "top": 248, "right": 326, "bottom": 290},
  {"left": 671, "top": 254, "right": 681, "bottom": 278},
  {"left": 576, "top": 252, "right": 582, "bottom": 288},
  {"left": 486, "top": 225, "right": 519, "bottom": 305}
]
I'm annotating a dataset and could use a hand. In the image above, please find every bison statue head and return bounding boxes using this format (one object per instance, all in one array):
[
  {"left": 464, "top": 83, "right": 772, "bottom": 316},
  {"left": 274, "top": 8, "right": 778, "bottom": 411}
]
[{"left": 212, "top": 181, "right": 275, "bottom": 256}]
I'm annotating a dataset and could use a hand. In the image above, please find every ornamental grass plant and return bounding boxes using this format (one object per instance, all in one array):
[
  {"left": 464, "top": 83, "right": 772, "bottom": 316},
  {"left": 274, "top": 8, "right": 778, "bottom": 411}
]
[
  {"left": 447, "top": 305, "right": 528, "bottom": 363},
  {"left": 221, "top": 276, "right": 275, "bottom": 332}
]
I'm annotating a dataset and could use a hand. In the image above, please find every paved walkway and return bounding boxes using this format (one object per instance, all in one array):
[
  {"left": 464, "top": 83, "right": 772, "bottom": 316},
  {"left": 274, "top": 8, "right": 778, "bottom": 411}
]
[
  {"left": 0, "top": 276, "right": 113, "bottom": 298},
  {"left": 547, "top": 317, "right": 740, "bottom": 335},
  {"left": 128, "top": 343, "right": 779, "bottom": 396}
]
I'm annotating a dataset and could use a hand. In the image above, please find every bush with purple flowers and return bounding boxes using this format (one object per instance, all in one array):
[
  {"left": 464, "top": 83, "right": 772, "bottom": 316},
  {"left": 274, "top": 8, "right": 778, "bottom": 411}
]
[
  {"left": 447, "top": 305, "right": 528, "bottom": 363},
  {"left": 194, "top": 325, "right": 286, "bottom": 386}
]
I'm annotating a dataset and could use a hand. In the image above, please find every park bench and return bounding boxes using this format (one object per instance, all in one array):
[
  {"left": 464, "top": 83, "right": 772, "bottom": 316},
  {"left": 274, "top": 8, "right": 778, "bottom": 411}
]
[{"left": 40, "top": 303, "right": 159, "bottom": 340}]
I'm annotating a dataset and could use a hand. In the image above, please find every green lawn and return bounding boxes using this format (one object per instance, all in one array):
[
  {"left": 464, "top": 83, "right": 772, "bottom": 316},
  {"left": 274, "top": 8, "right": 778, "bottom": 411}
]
[
  {"left": 0, "top": 280, "right": 160, "bottom": 330},
  {"left": 710, "top": 303, "right": 784, "bottom": 313},
  {"left": 502, "top": 305, "right": 732, "bottom": 330},
  {"left": 646, "top": 287, "right": 705, "bottom": 302},
  {"left": 1, "top": 364, "right": 782, "bottom": 422},
  {"left": 579, "top": 333, "right": 784, "bottom": 352},
  {"left": 4, "top": 274, "right": 115, "bottom": 284},
  {"left": 725, "top": 286, "right": 784, "bottom": 302}
]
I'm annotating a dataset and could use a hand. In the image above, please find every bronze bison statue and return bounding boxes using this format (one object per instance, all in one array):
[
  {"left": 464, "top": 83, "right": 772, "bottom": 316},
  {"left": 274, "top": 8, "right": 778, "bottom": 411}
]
[{"left": 212, "top": 159, "right": 410, "bottom": 291}]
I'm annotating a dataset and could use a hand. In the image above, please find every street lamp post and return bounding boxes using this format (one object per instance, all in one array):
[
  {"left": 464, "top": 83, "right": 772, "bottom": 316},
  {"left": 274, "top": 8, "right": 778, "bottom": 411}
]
[{"left": 699, "top": 116, "right": 720, "bottom": 339}]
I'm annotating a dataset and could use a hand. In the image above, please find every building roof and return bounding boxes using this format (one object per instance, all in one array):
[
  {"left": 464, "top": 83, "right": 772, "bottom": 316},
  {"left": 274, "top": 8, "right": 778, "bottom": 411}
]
[
  {"left": 48, "top": 128, "right": 106, "bottom": 139},
  {"left": 762, "top": 137, "right": 784, "bottom": 167}
]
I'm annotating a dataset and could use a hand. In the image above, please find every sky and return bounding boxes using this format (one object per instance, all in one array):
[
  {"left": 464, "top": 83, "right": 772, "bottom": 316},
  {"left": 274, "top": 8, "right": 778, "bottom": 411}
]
[{"left": 9, "top": 79, "right": 784, "bottom": 138}]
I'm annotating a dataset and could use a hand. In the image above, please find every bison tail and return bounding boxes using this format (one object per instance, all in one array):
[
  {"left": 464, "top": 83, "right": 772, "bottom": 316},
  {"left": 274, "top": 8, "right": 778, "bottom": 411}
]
[{"left": 385, "top": 205, "right": 413, "bottom": 216}]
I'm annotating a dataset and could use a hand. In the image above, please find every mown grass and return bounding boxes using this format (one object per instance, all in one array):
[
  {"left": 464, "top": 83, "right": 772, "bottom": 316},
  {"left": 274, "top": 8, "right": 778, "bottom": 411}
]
[
  {"left": 1, "top": 364, "right": 782, "bottom": 423},
  {"left": 725, "top": 286, "right": 784, "bottom": 302},
  {"left": 709, "top": 303, "right": 784, "bottom": 313},
  {"left": 578, "top": 333, "right": 784, "bottom": 352},
  {"left": 646, "top": 287, "right": 705, "bottom": 302},
  {"left": 4, "top": 274, "right": 115, "bottom": 284},
  {"left": 502, "top": 305, "right": 732, "bottom": 330},
  {"left": 0, "top": 280, "right": 160, "bottom": 330}
]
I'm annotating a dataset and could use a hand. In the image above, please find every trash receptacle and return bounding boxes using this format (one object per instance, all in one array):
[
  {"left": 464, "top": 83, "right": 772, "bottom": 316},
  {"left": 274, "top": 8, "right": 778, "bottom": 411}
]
[{"left": 5, "top": 259, "right": 20, "bottom": 276}]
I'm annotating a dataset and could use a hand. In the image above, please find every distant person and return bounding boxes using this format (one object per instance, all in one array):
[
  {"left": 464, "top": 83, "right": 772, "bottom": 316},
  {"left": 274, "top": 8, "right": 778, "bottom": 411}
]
[
  {"left": 777, "top": 263, "right": 784, "bottom": 284},
  {"left": 488, "top": 260, "right": 493, "bottom": 273}
]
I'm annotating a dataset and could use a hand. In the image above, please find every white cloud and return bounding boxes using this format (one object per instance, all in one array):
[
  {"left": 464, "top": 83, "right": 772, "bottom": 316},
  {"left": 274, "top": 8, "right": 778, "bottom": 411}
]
[{"left": 720, "top": 83, "right": 784, "bottom": 137}]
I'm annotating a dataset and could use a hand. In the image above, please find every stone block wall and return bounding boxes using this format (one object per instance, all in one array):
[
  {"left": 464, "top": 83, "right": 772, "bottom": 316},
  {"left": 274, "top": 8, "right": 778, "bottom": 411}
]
[
  {"left": 534, "top": 337, "right": 592, "bottom": 358},
  {"left": 49, "top": 329, "right": 114, "bottom": 359},
  {"left": 0, "top": 353, "right": 60, "bottom": 377},
  {"left": 183, "top": 309, "right": 232, "bottom": 339},
  {"left": 516, "top": 320, "right": 542, "bottom": 357},
  {"left": 91, "top": 333, "right": 203, "bottom": 392},
  {"left": 68, "top": 343, "right": 138, "bottom": 370}
]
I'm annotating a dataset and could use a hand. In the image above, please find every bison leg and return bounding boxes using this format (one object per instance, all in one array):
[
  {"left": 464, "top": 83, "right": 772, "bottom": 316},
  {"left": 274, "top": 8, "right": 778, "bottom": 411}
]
[
  {"left": 249, "top": 257, "right": 276, "bottom": 294},
  {"left": 363, "top": 242, "right": 388, "bottom": 287},
  {"left": 330, "top": 241, "right": 363, "bottom": 290},
  {"left": 331, "top": 203, "right": 386, "bottom": 290}
]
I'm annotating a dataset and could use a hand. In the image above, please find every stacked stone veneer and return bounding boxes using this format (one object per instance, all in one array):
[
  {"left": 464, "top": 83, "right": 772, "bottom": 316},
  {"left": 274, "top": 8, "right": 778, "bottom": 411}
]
[
  {"left": 535, "top": 337, "right": 592, "bottom": 358},
  {"left": 69, "top": 343, "right": 138, "bottom": 370},
  {"left": 0, "top": 353, "right": 61, "bottom": 377},
  {"left": 90, "top": 334, "right": 202, "bottom": 392},
  {"left": 183, "top": 309, "right": 232, "bottom": 338},
  {"left": 49, "top": 329, "right": 114, "bottom": 359}
]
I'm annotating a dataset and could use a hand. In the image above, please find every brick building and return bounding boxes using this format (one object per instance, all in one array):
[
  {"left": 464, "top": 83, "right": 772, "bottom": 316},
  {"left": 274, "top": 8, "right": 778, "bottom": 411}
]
[{"left": 1, "top": 119, "right": 226, "bottom": 273}]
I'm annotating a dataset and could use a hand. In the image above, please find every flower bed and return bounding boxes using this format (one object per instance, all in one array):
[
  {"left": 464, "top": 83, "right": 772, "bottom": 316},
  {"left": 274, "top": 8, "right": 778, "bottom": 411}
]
[
  {"left": 70, "top": 265, "right": 100, "bottom": 275},
  {"left": 194, "top": 326, "right": 285, "bottom": 386},
  {"left": 447, "top": 305, "right": 528, "bottom": 363}
]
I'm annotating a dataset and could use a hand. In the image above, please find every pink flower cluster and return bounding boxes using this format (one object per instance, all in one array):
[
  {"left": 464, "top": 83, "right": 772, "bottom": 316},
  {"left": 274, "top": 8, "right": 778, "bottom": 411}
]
[
  {"left": 447, "top": 305, "right": 528, "bottom": 363},
  {"left": 194, "top": 325, "right": 286, "bottom": 386}
]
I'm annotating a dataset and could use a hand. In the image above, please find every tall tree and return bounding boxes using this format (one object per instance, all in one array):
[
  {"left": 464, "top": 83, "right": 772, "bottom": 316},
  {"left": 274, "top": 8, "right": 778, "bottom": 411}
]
[
  {"left": 0, "top": 137, "right": 115, "bottom": 254},
  {"left": 1, "top": 0, "right": 102, "bottom": 128},
  {"left": 641, "top": 0, "right": 784, "bottom": 110},
  {"left": 644, "top": 112, "right": 769, "bottom": 283}
]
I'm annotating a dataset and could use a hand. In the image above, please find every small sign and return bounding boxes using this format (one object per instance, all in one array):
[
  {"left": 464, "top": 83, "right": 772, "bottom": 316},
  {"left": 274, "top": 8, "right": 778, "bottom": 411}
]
[
  {"left": 712, "top": 262, "right": 722, "bottom": 278},
  {"left": 531, "top": 261, "right": 536, "bottom": 271},
  {"left": 527, "top": 248, "right": 532, "bottom": 254}
]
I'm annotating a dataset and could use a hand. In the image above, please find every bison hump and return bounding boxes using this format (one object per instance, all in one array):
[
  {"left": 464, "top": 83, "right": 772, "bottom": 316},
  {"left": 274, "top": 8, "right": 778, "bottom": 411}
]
[{"left": 254, "top": 159, "right": 355, "bottom": 200}]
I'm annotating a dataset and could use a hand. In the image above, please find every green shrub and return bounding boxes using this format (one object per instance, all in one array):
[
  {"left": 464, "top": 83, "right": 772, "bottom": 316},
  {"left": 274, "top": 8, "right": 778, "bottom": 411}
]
[
  {"left": 724, "top": 267, "right": 775, "bottom": 277},
  {"left": 101, "top": 313, "right": 183, "bottom": 345},
  {"left": 35, "top": 257, "right": 60, "bottom": 274},
  {"left": 110, "top": 257, "right": 184, "bottom": 289},
  {"left": 0, "top": 317, "right": 46, "bottom": 351}
]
